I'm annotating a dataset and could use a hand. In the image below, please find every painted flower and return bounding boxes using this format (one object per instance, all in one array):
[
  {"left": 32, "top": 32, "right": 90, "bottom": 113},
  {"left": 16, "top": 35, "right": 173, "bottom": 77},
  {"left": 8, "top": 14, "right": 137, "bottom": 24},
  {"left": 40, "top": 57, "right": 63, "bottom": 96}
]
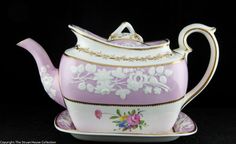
[
  {"left": 95, "top": 109, "right": 102, "bottom": 119},
  {"left": 108, "top": 109, "right": 147, "bottom": 131},
  {"left": 119, "top": 121, "right": 127, "bottom": 128},
  {"left": 115, "top": 89, "right": 131, "bottom": 100},
  {"left": 127, "top": 114, "right": 141, "bottom": 126},
  {"left": 119, "top": 115, "right": 128, "bottom": 121},
  {"left": 127, "top": 71, "right": 147, "bottom": 91}
]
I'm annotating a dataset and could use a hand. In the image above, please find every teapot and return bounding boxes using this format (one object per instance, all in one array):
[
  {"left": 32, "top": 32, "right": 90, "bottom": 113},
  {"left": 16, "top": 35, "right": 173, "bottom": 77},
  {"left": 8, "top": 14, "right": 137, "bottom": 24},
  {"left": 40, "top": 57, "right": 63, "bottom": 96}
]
[{"left": 17, "top": 22, "right": 219, "bottom": 133}]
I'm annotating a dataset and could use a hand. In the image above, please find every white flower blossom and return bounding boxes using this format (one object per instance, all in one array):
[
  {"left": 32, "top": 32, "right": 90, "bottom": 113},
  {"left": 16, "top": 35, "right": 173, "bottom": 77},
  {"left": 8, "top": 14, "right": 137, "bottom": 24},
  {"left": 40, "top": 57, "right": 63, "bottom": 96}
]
[
  {"left": 154, "top": 87, "right": 162, "bottom": 94},
  {"left": 87, "top": 84, "right": 94, "bottom": 92},
  {"left": 115, "top": 89, "right": 131, "bottom": 100},
  {"left": 148, "top": 67, "right": 155, "bottom": 75},
  {"left": 70, "top": 66, "right": 78, "bottom": 74},
  {"left": 112, "top": 68, "right": 126, "bottom": 78},
  {"left": 149, "top": 76, "right": 158, "bottom": 85},
  {"left": 164, "top": 69, "right": 173, "bottom": 77},
  {"left": 93, "top": 69, "right": 113, "bottom": 82},
  {"left": 40, "top": 66, "right": 56, "bottom": 98},
  {"left": 160, "top": 76, "right": 167, "bottom": 84},
  {"left": 77, "top": 65, "right": 85, "bottom": 73},
  {"left": 71, "top": 64, "right": 173, "bottom": 99},
  {"left": 156, "top": 66, "right": 164, "bottom": 75},
  {"left": 95, "top": 82, "right": 114, "bottom": 95},
  {"left": 144, "top": 86, "right": 152, "bottom": 94},
  {"left": 127, "top": 71, "right": 146, "bottom": 91},
  {"left": 78, "top": 82, "right": 86, "bottom": 90},
  {"left": 85, "top": 64, "right": 97, "bottom": 73}
]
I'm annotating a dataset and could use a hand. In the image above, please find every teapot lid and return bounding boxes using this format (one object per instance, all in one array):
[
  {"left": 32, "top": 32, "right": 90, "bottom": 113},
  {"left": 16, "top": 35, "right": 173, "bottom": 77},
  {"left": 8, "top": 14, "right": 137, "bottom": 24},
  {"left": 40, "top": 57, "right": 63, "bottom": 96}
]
[
  {"left": 66, "top": 22, "right": 183, "bottom": 67},
  {"left": 107, "top": 22, "right": 146, "bottom": 47},
  {"left": 107, "top": 22, "right": 171, "bottom": 49},
  {"left": 69, "top": 22, "right": 170, "bottom": 49}
]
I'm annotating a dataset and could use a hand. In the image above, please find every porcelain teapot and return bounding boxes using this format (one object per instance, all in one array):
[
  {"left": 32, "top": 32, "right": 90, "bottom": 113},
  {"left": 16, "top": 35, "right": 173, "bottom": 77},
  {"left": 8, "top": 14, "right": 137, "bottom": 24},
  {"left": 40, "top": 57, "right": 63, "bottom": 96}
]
[{"left": 17, "top": 22, "right": 219, "bottom": 134}]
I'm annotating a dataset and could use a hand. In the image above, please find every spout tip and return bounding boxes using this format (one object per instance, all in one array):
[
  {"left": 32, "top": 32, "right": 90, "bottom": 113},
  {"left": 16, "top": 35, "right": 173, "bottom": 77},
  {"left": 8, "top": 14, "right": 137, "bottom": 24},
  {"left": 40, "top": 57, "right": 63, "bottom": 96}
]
[
  {"left": 16, "top": 38, "right": 33, "bottom": 47},
  {"left": 210, "top": 27, "right": 216, "bottom": 33},
  {"left": 68, "top": 24, "right": 77, "bottom": 30}
]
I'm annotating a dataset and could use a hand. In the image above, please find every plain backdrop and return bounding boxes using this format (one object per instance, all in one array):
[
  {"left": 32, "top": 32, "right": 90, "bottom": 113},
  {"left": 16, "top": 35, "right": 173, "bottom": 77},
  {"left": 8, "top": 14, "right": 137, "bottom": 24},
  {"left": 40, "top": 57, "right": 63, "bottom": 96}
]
[{"left": 3, "top": 0, "right": 236, "bottom": 143}]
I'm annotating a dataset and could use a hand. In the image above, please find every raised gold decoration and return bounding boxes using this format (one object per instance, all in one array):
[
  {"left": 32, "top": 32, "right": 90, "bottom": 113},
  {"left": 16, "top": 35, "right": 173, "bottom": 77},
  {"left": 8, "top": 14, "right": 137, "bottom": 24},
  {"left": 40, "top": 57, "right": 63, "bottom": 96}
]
[{"left": 75, "top": 45, "right": 173, "bottom": 61}]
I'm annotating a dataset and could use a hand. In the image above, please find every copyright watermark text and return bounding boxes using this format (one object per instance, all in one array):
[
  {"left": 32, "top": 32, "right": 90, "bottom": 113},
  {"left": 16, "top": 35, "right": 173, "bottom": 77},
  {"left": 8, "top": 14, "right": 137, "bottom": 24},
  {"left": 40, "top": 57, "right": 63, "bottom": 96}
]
[{"left": 0, "top": 141, "right": 56, "bottom": 144}]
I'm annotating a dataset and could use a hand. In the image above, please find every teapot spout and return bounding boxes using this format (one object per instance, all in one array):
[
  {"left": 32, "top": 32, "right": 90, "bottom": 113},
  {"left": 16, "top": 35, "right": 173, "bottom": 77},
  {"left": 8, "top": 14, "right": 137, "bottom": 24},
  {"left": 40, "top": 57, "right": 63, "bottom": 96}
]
[{"left": 17, "top": 38, "right": 65, "bottom": 107}]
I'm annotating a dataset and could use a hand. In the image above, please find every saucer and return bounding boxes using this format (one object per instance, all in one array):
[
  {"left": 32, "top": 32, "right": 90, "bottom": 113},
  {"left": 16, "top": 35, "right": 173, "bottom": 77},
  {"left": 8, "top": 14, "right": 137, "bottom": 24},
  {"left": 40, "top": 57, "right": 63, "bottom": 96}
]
[{"left": 54, "top": 110, "right": 197, "bottom": 142}]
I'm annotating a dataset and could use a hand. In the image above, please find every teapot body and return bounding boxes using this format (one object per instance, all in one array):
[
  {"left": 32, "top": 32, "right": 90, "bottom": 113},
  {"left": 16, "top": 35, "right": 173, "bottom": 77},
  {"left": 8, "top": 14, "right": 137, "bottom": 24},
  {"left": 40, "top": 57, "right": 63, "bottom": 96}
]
[{"left": 59, "top": 54, "right": 188, "bottom": 133}]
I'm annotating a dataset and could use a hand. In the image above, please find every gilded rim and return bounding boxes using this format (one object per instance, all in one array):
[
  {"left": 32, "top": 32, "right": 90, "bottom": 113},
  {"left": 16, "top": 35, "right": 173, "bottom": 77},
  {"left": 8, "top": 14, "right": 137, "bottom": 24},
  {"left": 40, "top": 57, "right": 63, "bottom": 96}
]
[
  {"left": 69, "top": 25, "right": 170, "bottom": 50},
  {"left": 75, "top": 46, "right": 173, "bottom": 61},
  {"left": 54, "top": 111, "right": 197, "bottom": 136},
  {"left": 63, "top": 53, "right": 185, "bottom": 68},
  {"left": 63, "top": 96, "right": 184, "bottom": 107}
]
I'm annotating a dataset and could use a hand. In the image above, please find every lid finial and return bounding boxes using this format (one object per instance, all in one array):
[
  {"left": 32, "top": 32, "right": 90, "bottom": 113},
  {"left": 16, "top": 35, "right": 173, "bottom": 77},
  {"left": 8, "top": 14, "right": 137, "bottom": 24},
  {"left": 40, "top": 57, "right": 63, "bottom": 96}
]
[{"left": 108, "top": 22, "right": 144, "bottom": 43}]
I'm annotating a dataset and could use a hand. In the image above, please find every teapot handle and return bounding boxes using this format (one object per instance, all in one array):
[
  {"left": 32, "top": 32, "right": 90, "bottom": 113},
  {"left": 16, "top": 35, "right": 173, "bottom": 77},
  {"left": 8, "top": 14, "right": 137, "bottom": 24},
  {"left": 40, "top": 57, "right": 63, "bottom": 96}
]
[{"left": 176, "top": 24, "right": 219, "bottom": 109}]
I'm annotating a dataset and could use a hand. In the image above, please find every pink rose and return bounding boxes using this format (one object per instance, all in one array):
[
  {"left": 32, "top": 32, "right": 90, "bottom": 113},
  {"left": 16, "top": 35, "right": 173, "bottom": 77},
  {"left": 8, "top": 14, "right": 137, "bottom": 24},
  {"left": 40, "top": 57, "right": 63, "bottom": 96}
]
[
  {"left": 95, "top": 109, "right": 102, "bottom": 119},
  {"left": 127, "top": 114, "right": 141, "bottom": 126}
]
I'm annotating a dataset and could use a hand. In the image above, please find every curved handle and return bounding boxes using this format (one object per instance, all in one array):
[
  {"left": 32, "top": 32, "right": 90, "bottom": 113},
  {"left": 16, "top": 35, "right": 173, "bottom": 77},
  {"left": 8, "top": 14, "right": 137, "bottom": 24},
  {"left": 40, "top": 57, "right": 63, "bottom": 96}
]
[
  {"left": 108, "top": 22, "right": 143, "bottom": 42},
  {"left": 176, "top": 24, "right": 219, "bottom": 109}
]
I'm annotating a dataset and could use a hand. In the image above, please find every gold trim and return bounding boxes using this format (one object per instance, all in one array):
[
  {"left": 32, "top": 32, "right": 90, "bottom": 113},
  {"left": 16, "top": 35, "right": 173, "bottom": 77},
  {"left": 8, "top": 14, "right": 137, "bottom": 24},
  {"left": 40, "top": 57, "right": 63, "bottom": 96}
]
[
  {"left": 108, "top": 33, "right": 144, "bottom": 43},
  {"left": 75, "top": 46, "right": 173, "bottom": 62},
  {"left": 63, "top": 53, "right": 185, "bottom": 68},
  {"left": 63, "top": 96, "right": 184, "bottom": 107},
  {"left": 69, "top": 25, "right": 170, "bottom": 50},
  {"left": 181, "top": 28, "right": 219, "bottom": 109}
]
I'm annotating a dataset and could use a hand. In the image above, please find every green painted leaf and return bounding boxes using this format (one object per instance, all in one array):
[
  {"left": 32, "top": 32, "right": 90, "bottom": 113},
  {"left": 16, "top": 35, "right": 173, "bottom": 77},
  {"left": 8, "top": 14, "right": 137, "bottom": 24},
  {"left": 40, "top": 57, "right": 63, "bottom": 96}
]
[
  {"left": 131, "top": 109, "right": 136, "bottom": 115},
  {"left": 116, "top": 109, "right": 121, "bottom": 116},
  {"left": 139, "top": 125, "right": 142, "bottom": 130},
  {"left": 122, "top": 128, "right": 128, "bottom": 131},
  {"left": 112, "top": 120, "right": 120, "bottom": 123},
  {"left": 138, "top": 110, "right": 144, "bottom": 114},
  {"left": 128, "top": 111, "right": 131, "bottom": 115},
  {"left": 140, "top": 120, "right": 144, "bottom": 124},
  {"left": 110, "top": 116, "right": 119, "bottom": 119}
]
